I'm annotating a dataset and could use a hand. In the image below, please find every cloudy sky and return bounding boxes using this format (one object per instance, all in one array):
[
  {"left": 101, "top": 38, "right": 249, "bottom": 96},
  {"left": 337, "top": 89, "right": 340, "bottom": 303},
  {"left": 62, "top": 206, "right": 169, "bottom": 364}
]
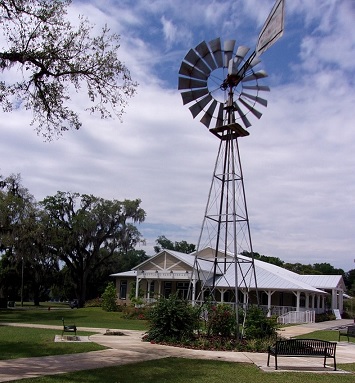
[{"left": 1, "top": 0, "right": 354, "bottom": 271}]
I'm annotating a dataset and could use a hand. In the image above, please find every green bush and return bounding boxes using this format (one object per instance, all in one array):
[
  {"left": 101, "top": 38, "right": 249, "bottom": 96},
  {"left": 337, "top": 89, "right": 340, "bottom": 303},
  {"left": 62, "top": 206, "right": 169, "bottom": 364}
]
[
  {"left": 122, "top": 305, "right": 148, "bottom": 320},
  {"left": 244, "top": 306, "right": 278, "bottom": 339},
  {"left": 145, "top": 294, "right": 199, "bottom": 342},
  {"left": 207, "top": 303, "right": 237, "bottom": 337},
  {"left": 84, "top": 297, "right": 102, "bottom": 307},
  {"left": 101, "top": 282, "right": 118, "bottom": 312}
]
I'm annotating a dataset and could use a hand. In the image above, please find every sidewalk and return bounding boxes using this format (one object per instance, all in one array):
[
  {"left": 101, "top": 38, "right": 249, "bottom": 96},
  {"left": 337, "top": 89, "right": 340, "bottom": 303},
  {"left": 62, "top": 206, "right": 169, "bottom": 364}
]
[{"left": 0, "top": 320, "right": 354, "bottom": 382}]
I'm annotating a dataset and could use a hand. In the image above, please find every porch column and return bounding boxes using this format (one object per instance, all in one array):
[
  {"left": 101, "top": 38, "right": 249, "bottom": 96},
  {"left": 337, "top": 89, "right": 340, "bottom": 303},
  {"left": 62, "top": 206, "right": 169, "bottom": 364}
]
[
  {"left": 339, "top": 290, "right": 344, "bottom": 313},
  {"left": 135, "top": 277, "right": 140, "bottom": 298},
  {"left": 219, "top": 289, "right": 225, "bottom": 303},
  {"left": 296, "top": 291, "right": 300, "bottom": 311},
  {"left": 265, "top": 290, "right": 274, "bottom": 317},
  {"left": 311, "top": 294, "right": 315, "bottom": 311},
  {"left": 305, "top": 293, "right": 310, "bottom": 310},
  {"left": 146, "top": 279, "right": 151, "bottom": 300},
  {"left": 332, "top": 289, "right": 338, "bottom": 310}
]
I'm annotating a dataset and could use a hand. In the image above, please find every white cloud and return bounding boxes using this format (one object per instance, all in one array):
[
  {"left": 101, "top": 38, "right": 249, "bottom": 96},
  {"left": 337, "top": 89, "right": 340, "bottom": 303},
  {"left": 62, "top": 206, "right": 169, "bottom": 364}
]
[{"left": 1, "top": 0, "right": 354, "bottom": 271}]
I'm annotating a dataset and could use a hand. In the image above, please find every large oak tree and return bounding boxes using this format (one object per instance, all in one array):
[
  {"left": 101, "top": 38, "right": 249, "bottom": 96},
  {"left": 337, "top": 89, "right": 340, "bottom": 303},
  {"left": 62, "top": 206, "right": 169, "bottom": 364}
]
[
  {"left": 0, "top": 0, "right": 137, "bottom": 139},
  {"left": 40, "top": 191, "right": 146, "bottom": 306}
]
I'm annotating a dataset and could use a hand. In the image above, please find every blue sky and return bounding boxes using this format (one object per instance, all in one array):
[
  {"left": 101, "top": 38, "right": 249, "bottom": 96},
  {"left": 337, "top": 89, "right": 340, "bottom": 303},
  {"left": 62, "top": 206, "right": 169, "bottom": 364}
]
[{"left": 1, "top": 0, "right": 354, "bottom": 270}]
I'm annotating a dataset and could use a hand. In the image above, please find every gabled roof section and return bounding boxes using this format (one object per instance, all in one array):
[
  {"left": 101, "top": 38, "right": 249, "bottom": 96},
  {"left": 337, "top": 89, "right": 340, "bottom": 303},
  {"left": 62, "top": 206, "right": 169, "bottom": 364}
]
[{"left": 132, "top": 249, "right": 195, "bottom": 271}]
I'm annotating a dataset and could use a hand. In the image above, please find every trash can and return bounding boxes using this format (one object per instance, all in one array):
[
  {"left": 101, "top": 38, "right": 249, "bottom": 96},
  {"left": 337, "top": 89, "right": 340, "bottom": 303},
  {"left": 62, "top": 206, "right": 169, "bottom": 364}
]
[{"left": 7, "top": 301, "right": 15, "bottom": 307}]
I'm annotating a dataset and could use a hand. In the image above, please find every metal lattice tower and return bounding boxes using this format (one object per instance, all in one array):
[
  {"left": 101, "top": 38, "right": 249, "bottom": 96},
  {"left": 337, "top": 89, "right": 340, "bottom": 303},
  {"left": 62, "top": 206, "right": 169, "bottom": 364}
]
[{"left": 178, "top": 0, "right": 285, "bottom": 336}]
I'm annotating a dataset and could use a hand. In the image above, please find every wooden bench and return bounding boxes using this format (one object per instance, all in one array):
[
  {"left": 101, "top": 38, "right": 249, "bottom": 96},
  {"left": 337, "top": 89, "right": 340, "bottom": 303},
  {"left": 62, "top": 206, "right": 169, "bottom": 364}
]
[
  {"left": 267, "top": 339, "right": 337, "bottom": 370},
  {"left": 61, "top": 318, "right": 77, "bottom": 337},
  {"left": 338, "top": 325, "right": 355, "bottom": 342}
]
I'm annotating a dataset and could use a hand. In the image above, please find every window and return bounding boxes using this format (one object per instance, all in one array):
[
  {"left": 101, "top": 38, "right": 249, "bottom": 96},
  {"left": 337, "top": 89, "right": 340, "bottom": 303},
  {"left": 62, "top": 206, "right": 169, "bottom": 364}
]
[
  {"left": 164, "top": 281, "right": 172, "bottom": 298},
  {"left": 119, "top": 280, "right": 127, "bottom": 299},
  {"left": 177, "top": 282, "right": 189, "bottom": 299}
]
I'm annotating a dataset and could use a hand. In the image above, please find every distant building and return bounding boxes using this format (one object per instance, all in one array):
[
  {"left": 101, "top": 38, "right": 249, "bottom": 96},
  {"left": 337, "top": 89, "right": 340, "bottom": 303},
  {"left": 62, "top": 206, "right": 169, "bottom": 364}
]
[{"left": 111, "top": 247, "right": 345, "bottom": 319}]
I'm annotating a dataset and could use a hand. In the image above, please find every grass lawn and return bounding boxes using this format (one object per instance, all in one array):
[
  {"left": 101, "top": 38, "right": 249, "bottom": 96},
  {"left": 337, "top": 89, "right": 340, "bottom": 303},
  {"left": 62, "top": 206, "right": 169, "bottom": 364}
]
[
  {"left": 0, "top": 306, "right": 148, "bottom": 331},
  {"left": 0, "top": 326, "right": 106, "bottom": 359},
  {"left": 1, "top": 307, "right": 355, "bottom": 382},
  {"left": 296, "top": 330, "right": 355, "bottom": 344},
  {"left": 7, "top": 358, "right": 355, "bottom": 383}
]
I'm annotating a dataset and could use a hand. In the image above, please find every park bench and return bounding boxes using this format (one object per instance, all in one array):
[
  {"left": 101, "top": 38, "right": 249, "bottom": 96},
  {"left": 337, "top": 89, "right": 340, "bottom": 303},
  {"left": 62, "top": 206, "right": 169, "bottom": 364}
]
[
  {"left": 267, "top": 339, "right": 337, "bottom": 370},
  {"left": 338, "top": 325, "right": 355, "bottom": 342},
  {"left": 61, "top": 317, "right": 77, "bottom": 337}
]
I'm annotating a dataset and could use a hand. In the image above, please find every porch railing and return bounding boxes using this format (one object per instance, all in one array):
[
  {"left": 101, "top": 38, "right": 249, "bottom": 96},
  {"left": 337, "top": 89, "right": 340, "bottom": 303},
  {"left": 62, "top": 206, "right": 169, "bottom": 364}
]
[{"left": 277, "top": 310, "right": 315, "bottom": 324}]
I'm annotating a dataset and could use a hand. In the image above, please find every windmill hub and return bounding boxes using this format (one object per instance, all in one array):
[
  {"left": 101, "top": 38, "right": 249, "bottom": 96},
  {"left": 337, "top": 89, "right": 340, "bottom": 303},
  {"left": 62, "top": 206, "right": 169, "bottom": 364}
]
[
  {"left": 220, "top": 74, "right": 242, "bottom": 91},
  {"left": 178, "top": 38, "right": 270, "bottom": 130}
]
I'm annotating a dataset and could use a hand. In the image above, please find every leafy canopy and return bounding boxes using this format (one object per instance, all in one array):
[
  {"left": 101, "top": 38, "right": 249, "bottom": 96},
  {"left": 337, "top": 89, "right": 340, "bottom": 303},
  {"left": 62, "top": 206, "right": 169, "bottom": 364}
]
[{"left": 0, "top": 0, "right": 137, "bottom": 139}]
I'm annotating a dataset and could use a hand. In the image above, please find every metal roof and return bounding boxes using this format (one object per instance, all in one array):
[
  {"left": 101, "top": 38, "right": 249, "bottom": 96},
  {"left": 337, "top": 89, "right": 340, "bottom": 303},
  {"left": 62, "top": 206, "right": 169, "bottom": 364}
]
[{"left": 112, "top": 248, "right": 344, "bottom": 293}]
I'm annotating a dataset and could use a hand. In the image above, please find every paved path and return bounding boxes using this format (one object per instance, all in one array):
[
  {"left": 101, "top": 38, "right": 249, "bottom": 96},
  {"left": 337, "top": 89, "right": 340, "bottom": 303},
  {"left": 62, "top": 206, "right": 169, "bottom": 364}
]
[{"left": 0, "top": 320, "right": 354, "bottom": 381}]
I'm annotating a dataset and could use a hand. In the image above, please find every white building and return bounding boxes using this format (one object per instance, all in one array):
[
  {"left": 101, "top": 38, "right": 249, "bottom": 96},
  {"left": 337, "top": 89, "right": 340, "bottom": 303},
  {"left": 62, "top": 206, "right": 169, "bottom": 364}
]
[{"left": 111, "top": 247, "right": 346, "bottom": 320}]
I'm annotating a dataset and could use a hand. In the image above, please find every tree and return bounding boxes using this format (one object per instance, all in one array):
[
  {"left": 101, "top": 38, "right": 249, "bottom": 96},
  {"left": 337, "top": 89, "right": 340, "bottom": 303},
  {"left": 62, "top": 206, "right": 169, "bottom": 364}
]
[
  {"left": 0, "top": 174, "right": 60, "bottom": 305},
  {"left": 0, "top": 0, "right": 137, "bottom": 140},
  {"left": 241, "top": 251, "right": 284, "bottom": 267},
  {"left": 40, "top": 191, "right": 146, "bottom": 306},
  {"left": 154, "top": 235, "right": 196, "bottom": 254}
]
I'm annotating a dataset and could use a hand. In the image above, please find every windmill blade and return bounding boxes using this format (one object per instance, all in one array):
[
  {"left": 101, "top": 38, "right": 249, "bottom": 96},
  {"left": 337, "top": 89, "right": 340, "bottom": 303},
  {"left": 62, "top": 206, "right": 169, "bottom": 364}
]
[
  {"left": 224, "top": 40, "right": 236, "bottom": 67},
  {"left": 208, "top": 37, "right": 223, "bottom": 67},
  {"left": 233, "top": 45, "right": 250, "bottom": 67},
  {"left": 241, "top": 70, "right": 268, "bottom": 83},
  {"left": 200, "top": 100, "right": 218, "bottom": 128},
  {"left": 195, "top": 40, "right": 217, "bottom": 70},
  {"left": 179, "top": 61, "right": 208, "bottom": 81},
  {"left": 233, "top": 102, "right": 252, "bottom": 128},
  {"left": 189, "top": 94, "right": 213, "bottom": 118},
  {"left": 181, "top": 88, "right": 209, "bottom": 105},
  {"left": 246, "top": 56, "right": 261, "bottom": 70},
  {"left": 239, "top": 98, "right": 263, "bottom": 119},
  {"left": 215, "top": 103, "right": 225, "bottom": 127},
  {"left": 178, "top": 76, "right": 207, "bottom": 90},
  {"left": 184, "top": 49, "right": 211, "bottom": 75},
  {"left": 241, "top": 92, "right": 268, "bottom": 107},
  {"left": 243, "top": 85, "right": 270, "bottom": 92}
]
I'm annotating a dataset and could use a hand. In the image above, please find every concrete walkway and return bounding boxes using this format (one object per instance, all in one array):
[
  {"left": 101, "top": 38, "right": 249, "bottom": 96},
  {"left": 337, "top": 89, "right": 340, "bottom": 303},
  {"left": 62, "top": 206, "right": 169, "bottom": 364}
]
[{"left": 0, "top": 320, "right": 354, "bottom": 382}]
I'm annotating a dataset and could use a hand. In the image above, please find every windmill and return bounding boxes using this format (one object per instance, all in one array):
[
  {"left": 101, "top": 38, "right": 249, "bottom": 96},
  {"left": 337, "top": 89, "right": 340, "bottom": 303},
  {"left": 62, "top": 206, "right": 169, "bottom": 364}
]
[{"left": 178, "top": 0, "right": 285, "bottom": 334}]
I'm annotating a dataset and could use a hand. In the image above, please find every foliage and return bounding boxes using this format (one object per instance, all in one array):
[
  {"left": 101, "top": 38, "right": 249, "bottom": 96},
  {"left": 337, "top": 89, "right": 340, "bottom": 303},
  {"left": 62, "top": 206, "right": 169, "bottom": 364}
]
[
  {"left": 122, "top": 305, "right": 148, "bottom": 320},
  {"left": 0, "top": 0, "right": 137, "bottom": 139},
  {"left": 315, "top": 311, "right": 336, "bottom": 322},
  {"left": 101, "top": 282, "right": 118, "bottom": 312},
  {"left": 243, "top": 306, "right": 278, "bottom": 339},
  {"left": 206, "top": 303, "right": 237, "bottom": 338},
  {"left": 242, "top": 250, "right": 347, "bottom": 278},
  {"left": 154, "top": 235, "right": 196, "bottom": 254},
  {"left": 0, "top": 174, "right": 60, "bottom": 304},
  {"left": 40, "top": 191, "right": 146, "bottom": 307},
  {"left": 145, "top": 294, "right": 199, "bottom": 342},
  {"left": 84, "top": 298, "right": 102, "bottom": 307}
]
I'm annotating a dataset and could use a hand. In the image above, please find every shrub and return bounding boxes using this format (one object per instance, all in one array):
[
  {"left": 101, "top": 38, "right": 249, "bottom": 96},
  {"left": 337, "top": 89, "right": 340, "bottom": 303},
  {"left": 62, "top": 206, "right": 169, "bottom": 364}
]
[
  {"left": 207, "top": 303, "right": 237, "bottom": 338},
  {"left": 145, "top": 294, "right": 199, "bottom": 342},
  {"left": 315, "top": 311, "right": 336, "bottom": 322},
  {"left": 244, "top": 305, "right": 278, "bottom": 339},
  {"left": 84, "top": 297, "right": 102, "bottom": 307},
  {"left": 122, "top": 305, "right": 148, "bottom": 320},
  {"left": 101, "top": 282, "right": 118, "bottom": 312}
]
